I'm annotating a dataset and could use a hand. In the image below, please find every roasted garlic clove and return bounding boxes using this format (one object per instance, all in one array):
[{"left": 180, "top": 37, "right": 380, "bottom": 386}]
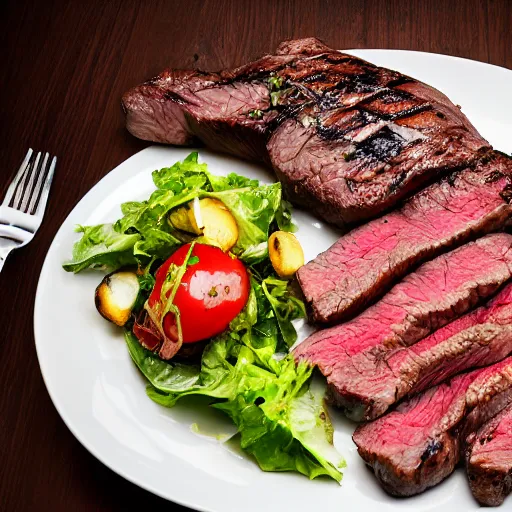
[
  {"left": 268, "top": 231, "right": 304, "bottom": 278},
  {"left": 95, "top": 270, "right": 140, "bottom": 326}
]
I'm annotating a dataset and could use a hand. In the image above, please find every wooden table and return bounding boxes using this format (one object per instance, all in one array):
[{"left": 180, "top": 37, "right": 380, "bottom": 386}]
[{"left": 1, "top": 0, "right": 510, "bottom": 509}]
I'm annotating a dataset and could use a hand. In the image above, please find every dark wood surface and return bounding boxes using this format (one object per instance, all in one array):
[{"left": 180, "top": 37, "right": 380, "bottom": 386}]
[{"left": 0, "top": 0, "right": 510, "bottom": 510}]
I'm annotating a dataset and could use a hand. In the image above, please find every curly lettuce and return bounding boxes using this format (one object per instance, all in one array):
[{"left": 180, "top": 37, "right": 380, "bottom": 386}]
[{"left": 63, "top": 153, "right": 289, "bottom": 272}]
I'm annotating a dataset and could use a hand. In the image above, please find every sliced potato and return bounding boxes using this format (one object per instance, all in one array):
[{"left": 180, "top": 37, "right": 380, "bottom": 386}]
[
  {"left": 95, "top": 270, "right": 140, "bottom": 326},
  {"left": 268, "top": 231, "right": 304, "bottom": 278}
]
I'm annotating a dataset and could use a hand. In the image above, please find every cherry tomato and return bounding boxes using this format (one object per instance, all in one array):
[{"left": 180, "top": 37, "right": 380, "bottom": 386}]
[{"left": 147, "top": 243, "right": 250, "bottom": 343}]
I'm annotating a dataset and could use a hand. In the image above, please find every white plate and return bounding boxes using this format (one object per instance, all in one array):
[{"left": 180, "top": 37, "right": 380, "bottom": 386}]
[{"left": 35, "top": 50, "right": 512, "bottom": 512}]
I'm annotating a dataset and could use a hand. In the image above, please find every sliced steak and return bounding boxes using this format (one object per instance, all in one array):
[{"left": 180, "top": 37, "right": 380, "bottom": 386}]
[
  {"left": 466, "top": 403, "right": 512, "bottom": 507},
  {"left": 122, "top": 38, "right": 492, "bottom": 229},
  {"left": 297, "top": 152, "right": 512, "bottom": 325},
  {"left": 334, "top": 282, "right": 512, "bottom": 421},
  {"left": 352, "top": 357, "right": 512, "bottom": 497},
  {"left": 294, "top": 234, "right": 512, "bottom": 420}
]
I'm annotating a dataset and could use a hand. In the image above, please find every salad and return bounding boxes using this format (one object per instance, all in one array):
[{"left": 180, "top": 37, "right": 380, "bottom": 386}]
[{"left": 63, "top": 152, "right": 345, "bottom": 482}]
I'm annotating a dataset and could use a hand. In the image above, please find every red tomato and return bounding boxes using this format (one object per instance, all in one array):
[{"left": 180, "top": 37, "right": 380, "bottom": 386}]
[{"left": 147, "top": 243, "right": 250, "bottom": 343}]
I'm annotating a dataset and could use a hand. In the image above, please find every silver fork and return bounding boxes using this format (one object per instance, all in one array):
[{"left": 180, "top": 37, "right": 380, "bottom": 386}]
[{"left": 0, "top": 149, "right": 57, "bottom": 273}]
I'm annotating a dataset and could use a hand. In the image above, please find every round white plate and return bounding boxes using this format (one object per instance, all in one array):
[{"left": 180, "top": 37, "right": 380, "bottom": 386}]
[{"left": 35, "top": 50, "right": 512, "bottom": 512}]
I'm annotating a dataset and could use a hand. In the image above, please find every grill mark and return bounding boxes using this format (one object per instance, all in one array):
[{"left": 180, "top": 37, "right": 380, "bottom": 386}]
[
  {"left": 485, "top": 170, "right": 505, "bottom": 183},
  {"left": 316, "top": 110, "right": 379, "bottom": 141},
  {"left": 358, "top": 88, "right": 433, "bottom": 121},
  {"left": 346, "top": 179, "right": 356, "bottom": 193},
  {"left": 267, "top": 102, "right": 314, "bottom": 131},
  {"left": 354, "top": 126, "right": 406, "bottom": 161},
  {"left": 362, "top": 103, "right": 433, "bottom": 122},
  {"left": 333, "top": 71, "right": 381, "bottom": 93},
  {"left": 368, "top": 88, "right": 415, "bottom": 103}
]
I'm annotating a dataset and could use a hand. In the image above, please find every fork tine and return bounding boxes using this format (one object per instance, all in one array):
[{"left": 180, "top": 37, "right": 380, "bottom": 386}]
[
  {"left": 2, "top": 149, "right": 33, "bottom": 206},
  {"left": 13, "top": 152, "right": 40, "bottom": 210},
  {"left": 20, "top": 152, "right": 45, "bottom": 212},
  {"left": 27, "top": 152, "right": 49, "bottom": 213},
  {"left": 35, "top": 156, "right": 56, "bottom": 218}
]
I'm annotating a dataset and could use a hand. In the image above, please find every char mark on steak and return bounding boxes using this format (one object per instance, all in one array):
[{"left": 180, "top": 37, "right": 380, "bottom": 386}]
[
  {"left": 122, "top": 38, "right": 491, "bottom": 229},
  {"left": 297, "top": 152, "right": 512, "bottom": 325},
  {"left": 331, "top": 282, "right": 512, "bottom": 421},
  {"left": 352, "top": 357, "right": 512, "bottom": 497},
  {"left": 465, "top": 403, "right": 512, "bottom": 507},
  {"left": 293, "top": 234, "right": 512, "bottom": 421}
]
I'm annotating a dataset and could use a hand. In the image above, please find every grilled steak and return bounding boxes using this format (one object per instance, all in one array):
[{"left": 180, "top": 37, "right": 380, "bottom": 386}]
[
  {"left": 294, "top": 234, "right": 512, "bottom": 420},
  {"left": 122, "top": 38, "right": 491, "bottom": 229},
  {"left": 466, "top": 403, "right": 512, "bottom": 507},
  {"left": 298, "top": 152, "right": 512, "bottom": 325},
  {"left": 352, "top": 357, "right": 512, "bottom": 497},
  {"left": 332, "top": 283, "right": 512, "bottom": 421}
]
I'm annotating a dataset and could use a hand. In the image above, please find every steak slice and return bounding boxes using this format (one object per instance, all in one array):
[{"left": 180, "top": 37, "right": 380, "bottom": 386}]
[
  {"left": 297, "top": 152, "right": 512, "bottom": 325},
  {"left": 466, "top": 403, "right": 512, "bottom": 506},
  {"left": 333, "top": 282, "right": 512, "bottom": 421},
  {"left": 294, "top": 234, "right": 512, "bottom": 420},
  {"left": 122, "top": 38, "right": 491, "bottom": 229},
  {"left": 352, "top": 357, "right": 512, "bottom": 497}
]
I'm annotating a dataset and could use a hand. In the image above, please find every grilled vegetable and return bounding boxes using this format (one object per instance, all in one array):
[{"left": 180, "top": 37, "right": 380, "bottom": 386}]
[
  {"left": 268, "top": 231, "right": 304, "bottom": 278},
  {"left": 169, "top": 198, "right": 239, "bottom": 252},
  {"left": 169, "top": 205, "right": 199, "bottom": 235},
  {"left": 95, "top": 270, "right": 140, "bottom": 326}
]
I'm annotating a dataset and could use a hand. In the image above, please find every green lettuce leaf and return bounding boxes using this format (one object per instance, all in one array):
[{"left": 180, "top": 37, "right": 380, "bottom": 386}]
[
  {"left": 206, "top": 182, "right": 282, "bottom": 264},
  {"left": 208, "top": 172, "right": 259, "bottom": 191},
  {"left": 275, "top": 198, "right": 297, "bottom": 233},
  {"left": 128, "top": 327, "right": 343, "bottom": 481},
  {"left": 262, "top": 277, "right": 306, "bottom": 347},
  {"left": 63, "top": 152, "right": 286, "bottom": 271},
  {"left": 62, "top": 224, "right": 140, "bottom": 273},
  {"left": 124, "top": 275, "right": 344, "bottom": 483},
  {"left": 215, "top": 363, "right": 344, "bottom": 482}
]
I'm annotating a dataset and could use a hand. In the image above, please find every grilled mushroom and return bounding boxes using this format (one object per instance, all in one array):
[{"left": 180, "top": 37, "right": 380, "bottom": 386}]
[{"left": 268, "top": 231, "right": 304, "bottom": 278}]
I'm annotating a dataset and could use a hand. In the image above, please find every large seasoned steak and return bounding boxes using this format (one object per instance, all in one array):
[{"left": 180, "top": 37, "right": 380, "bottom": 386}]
[{"left": 122, "top": 38, "right": 491, "bottom": 229}]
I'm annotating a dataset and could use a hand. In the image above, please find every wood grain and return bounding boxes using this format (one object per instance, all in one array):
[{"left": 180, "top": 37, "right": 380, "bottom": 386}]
[{"left": 0, "top": 0, "right": 510, "bottom": 510}]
